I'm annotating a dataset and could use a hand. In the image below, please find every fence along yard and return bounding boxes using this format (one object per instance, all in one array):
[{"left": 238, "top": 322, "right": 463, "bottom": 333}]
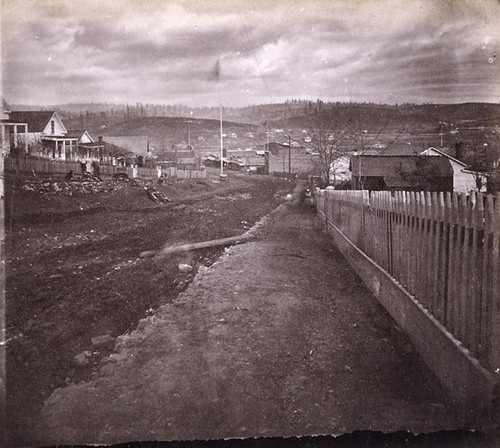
[
  {"left": 315, "top": 189, "right": 499, "bottom": 375},
  {"left": 4, "top": 156, "right": 207, "bottom": 180}
]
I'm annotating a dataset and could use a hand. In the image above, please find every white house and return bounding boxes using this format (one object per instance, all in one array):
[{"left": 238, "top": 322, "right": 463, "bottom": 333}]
[
  {"left": 1, "top": 97, "right": 28, "bottom": 156},
  {"left": 330, "top": 156, "right": 351, "bottom": 185},
  {"left": 65, "top": 130, "right": 106, "bottom": 167},
  {"left": 9, "top": 110, "right": 77, "bottom": 160},
  {"left": 420, "top": 146, "right": 486, "bottom": 193}
]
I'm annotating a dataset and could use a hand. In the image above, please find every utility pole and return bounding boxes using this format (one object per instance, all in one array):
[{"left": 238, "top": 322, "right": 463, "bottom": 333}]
[{"left": 288, "top": 135, "right": 291, "bottom": 176}]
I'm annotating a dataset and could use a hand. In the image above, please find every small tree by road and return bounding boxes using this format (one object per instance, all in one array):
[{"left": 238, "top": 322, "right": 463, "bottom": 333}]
[
  {"left": 304, "top": 101, "right": 355, "bottom": 185},
  {"left": 305, "top": 102, "right": 405, "bottom": 187}
]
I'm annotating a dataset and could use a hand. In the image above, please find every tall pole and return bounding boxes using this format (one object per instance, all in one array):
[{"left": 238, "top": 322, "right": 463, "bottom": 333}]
[
  {"left": 219, "top": 97, "right": 223, "bottom": 175},
  {"left": 0, "top": 150, "right": 5, "bottom": 445},
  {"left": 266, "top": 119, "right": 269, "bottom": 152},
  {"left": 218, "top": 75, "right": 223, "bottom": 176},
  {"left": 288, "top": 135, "right": 291, "bottom": 176}
]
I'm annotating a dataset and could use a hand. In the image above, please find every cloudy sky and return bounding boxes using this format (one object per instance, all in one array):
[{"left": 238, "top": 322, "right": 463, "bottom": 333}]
[{"left": 2, "top": 0, "right": 499, "bottom": 107}]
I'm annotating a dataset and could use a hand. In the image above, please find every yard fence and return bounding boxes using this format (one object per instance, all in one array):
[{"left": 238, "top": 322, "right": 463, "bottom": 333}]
[
  {"left": 315, "top": 189, "right": 499, "bottom": 375},
  {"left": 4, "top": 156, "right": 206, "bottom": 180},
  {"left": 4, "top": 156, "right": 82, "bottom": 176},
  {"left": 163, "top": 167, "right": 207, "bottom": 179}
]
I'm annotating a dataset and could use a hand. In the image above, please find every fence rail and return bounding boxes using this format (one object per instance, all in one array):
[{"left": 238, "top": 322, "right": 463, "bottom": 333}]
[
  {"left": 4, "top": 156, "right": 206, "bottom": 180},
  {"left": 163, "top": 167, "right": 207, "bottom": 179},
  {"left": 4, "top": 156, "right": 82, "bottom": 176},
  {"left": 315, "top": 189, "right": 499, "bottom": 373}
]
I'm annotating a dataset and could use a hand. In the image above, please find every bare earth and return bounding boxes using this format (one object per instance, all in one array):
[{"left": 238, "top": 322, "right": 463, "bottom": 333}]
[
  {"left": 23, "top": 181, "right": 462, "bottom": 446},
  {"left": 5, "top": 171, "right": 290, "bottom": 445}
]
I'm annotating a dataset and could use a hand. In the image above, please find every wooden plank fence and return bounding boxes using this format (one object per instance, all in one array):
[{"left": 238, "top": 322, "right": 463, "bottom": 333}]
[
  {"left": 4, "top": 156, "right": 82, "bottom": 176},
  {"left": 164, "top": 167, "right": 207, "bottom": 179},
  {"left": 4, "top": 156, "right": 206, "bottom": 181},
  {"left": 316, "top": 189, "right": 500, "bottom": 373}
]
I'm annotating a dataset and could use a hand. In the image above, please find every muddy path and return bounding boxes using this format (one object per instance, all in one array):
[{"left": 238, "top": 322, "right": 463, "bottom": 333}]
[
  {"left": 32, "top": 187, "right": 460, "bottom": 446},
  {"left": 5, "top": 173, "right": 293, "bottom": 444}
]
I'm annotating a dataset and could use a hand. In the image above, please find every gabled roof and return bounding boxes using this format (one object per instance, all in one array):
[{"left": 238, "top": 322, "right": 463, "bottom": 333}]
[
  {"left": 65, "top": 129, "right": 87, "bottom": 138},
  {"left": 65, "top": 129, "right": 94, "bottom": 142},
  {"left": 420, "top": 146, "right": 467, "bottom": 167},
  {"left": 350, "top": 155, "right": 453, "bottom": 177},
  {"left": 102, "top": 136, "right": 149, "bottom": 155},
  {"left": 2, "top": 97, "right": 12, "bottom": 115},
  {"left": 9, "top": 111, "right": 57, "bottom": 133}
]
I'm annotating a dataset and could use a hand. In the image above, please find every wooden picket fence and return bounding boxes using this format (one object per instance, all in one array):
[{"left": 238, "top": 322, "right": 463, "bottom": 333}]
[
  {"left": 4, "top": 155, "right": 82, "bottom": 176},
  {"left": 315, "top": 189, "right": 499, "bottom": 373},
  {"left": 4, "top": 156, "right": 205, "bottom": 181},
  {"left": 163, "top": 167, "right": 207, "bottom": 179}
]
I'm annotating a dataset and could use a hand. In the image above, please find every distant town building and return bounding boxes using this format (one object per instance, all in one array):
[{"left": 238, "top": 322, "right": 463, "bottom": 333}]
[
  {"left": 350, "top": 155, "right": 454, "bottom": 191},
  {"left": 420, "top": 146, "right": 486, "bottom": 192}
]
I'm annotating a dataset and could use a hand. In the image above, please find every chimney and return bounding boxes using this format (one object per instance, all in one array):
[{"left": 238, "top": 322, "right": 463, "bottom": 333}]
[{"left": 455, "top": 141, "right": 464, "bottom": 161}]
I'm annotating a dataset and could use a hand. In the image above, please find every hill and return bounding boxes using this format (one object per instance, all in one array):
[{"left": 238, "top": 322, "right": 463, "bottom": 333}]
[{"left": 12, "top": 101, "right": 500, "bottom": 157}]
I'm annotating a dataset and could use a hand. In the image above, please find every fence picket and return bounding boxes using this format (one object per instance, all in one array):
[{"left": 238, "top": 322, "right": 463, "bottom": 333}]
[
  {"left": 315, "top": 188, "right": 496, "bottom": 372},
  {"left": 483, "top": 195, "right": 495, "bottom": 367},
  {"left": 435, "top": 192, "right": 446, "bottom": 323}
]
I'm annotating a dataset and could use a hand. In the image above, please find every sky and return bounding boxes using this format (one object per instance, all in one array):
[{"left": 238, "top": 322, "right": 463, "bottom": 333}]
[{"left": 1, "top": 0, "right": 499, "bottom": 107}]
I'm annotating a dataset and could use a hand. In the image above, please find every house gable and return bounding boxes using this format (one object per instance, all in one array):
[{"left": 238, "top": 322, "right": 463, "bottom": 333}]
[
  {"left": 42, "top": 112, "right": 67, "bottom": 136},
  {"left": 66, "top": 130, "right": 94, "bottom": 144},
  {"left": 10, "top": 111, "right": 67, "bottom": 135},
  {"left": 420, "top": 147, "right": 467, "bottom": 167},
  {"left": 1, "top": 97, "right": 12, "bottom": 120},
  {"left": 420, "top": 146, "right": 485, "bottom": 192}
]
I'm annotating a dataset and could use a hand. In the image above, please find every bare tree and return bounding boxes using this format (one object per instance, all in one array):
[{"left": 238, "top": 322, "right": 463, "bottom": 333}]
[
  {"left": 306, "top": 102, "right": 405, "bottom": 188},
  {"left": 304, "top": 101, "right": 355, "bottom": 185},
  {"left": 464, "top": 140, "right": 500, "bottom": 192}
]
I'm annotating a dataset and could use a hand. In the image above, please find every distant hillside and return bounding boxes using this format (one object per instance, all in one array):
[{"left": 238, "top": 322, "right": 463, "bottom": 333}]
[
  {"left": 62, "top": 115, "right": 266, "bottom": 155},
  {"left": 12, "top": 101, "right": 499, "bottom": 156},
  {"left": 13, "top": 100, "right": 500, "bottom": 128}
]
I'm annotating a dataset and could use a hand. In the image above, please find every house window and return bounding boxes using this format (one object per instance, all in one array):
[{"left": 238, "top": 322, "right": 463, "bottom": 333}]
[{"left": 51, "top": 120, "right": 55, "bottom": 134}]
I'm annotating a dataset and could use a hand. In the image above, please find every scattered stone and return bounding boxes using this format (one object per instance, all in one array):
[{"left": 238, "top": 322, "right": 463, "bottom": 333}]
[
  {"left": 178, "top": 264, "right": 193, "bottom": 273},
  {"left": 91, "top": 334, "right": 116, "bottom": 350},
  {"left": 73, "top": 352, "right": 90, "bottom": 366}
]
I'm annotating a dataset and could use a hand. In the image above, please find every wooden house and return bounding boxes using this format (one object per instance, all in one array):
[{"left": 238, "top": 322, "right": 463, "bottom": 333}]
[
  {"left": 350, "top": 155, "right": 454, "bottom": 191},
  {"left": 9, "top": 110, "right": 77, "bottom": 160},
  {"left": 65, "top": 130, "right": 105, "bottom": 166},
  {"left": 1, "top": 97, "right": 28, "bottom": 155},
  {"left": 420, "top": 146, "right": 487, "bottom": 192}
]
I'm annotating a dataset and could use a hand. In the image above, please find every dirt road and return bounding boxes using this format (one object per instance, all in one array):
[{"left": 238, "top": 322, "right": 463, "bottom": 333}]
[
  {"left": 5, "top": 172, "right": 291, "bottom": 445},
  {"left": 32, "top": 185, "right": 460, "bottom": 446}
]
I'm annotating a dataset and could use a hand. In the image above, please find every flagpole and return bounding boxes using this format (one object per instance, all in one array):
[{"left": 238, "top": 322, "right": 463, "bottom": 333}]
[
  {"left": 214, "top": 59, "right": 225, "bottom": 179},
  {"left": 266, "top": 118, "right": 269, "bottom": 152},
  {"left": 219, "top": 81, "right": 223, "bottom": 176}
]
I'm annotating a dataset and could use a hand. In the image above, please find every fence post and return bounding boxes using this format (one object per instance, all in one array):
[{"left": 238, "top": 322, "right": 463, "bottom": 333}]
[{"left": 490, "top": 197, "right": 500, "bottom": 373}]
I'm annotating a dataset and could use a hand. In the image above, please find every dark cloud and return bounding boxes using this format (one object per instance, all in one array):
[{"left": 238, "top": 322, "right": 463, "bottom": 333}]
[{"left": 2, "top": 0, "right": 499, "bottom": 105}]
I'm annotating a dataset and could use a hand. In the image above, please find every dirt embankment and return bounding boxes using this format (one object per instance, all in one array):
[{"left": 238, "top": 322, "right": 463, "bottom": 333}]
[{"left": 5, "top": 171, "right": 293, "bottom": 444}]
